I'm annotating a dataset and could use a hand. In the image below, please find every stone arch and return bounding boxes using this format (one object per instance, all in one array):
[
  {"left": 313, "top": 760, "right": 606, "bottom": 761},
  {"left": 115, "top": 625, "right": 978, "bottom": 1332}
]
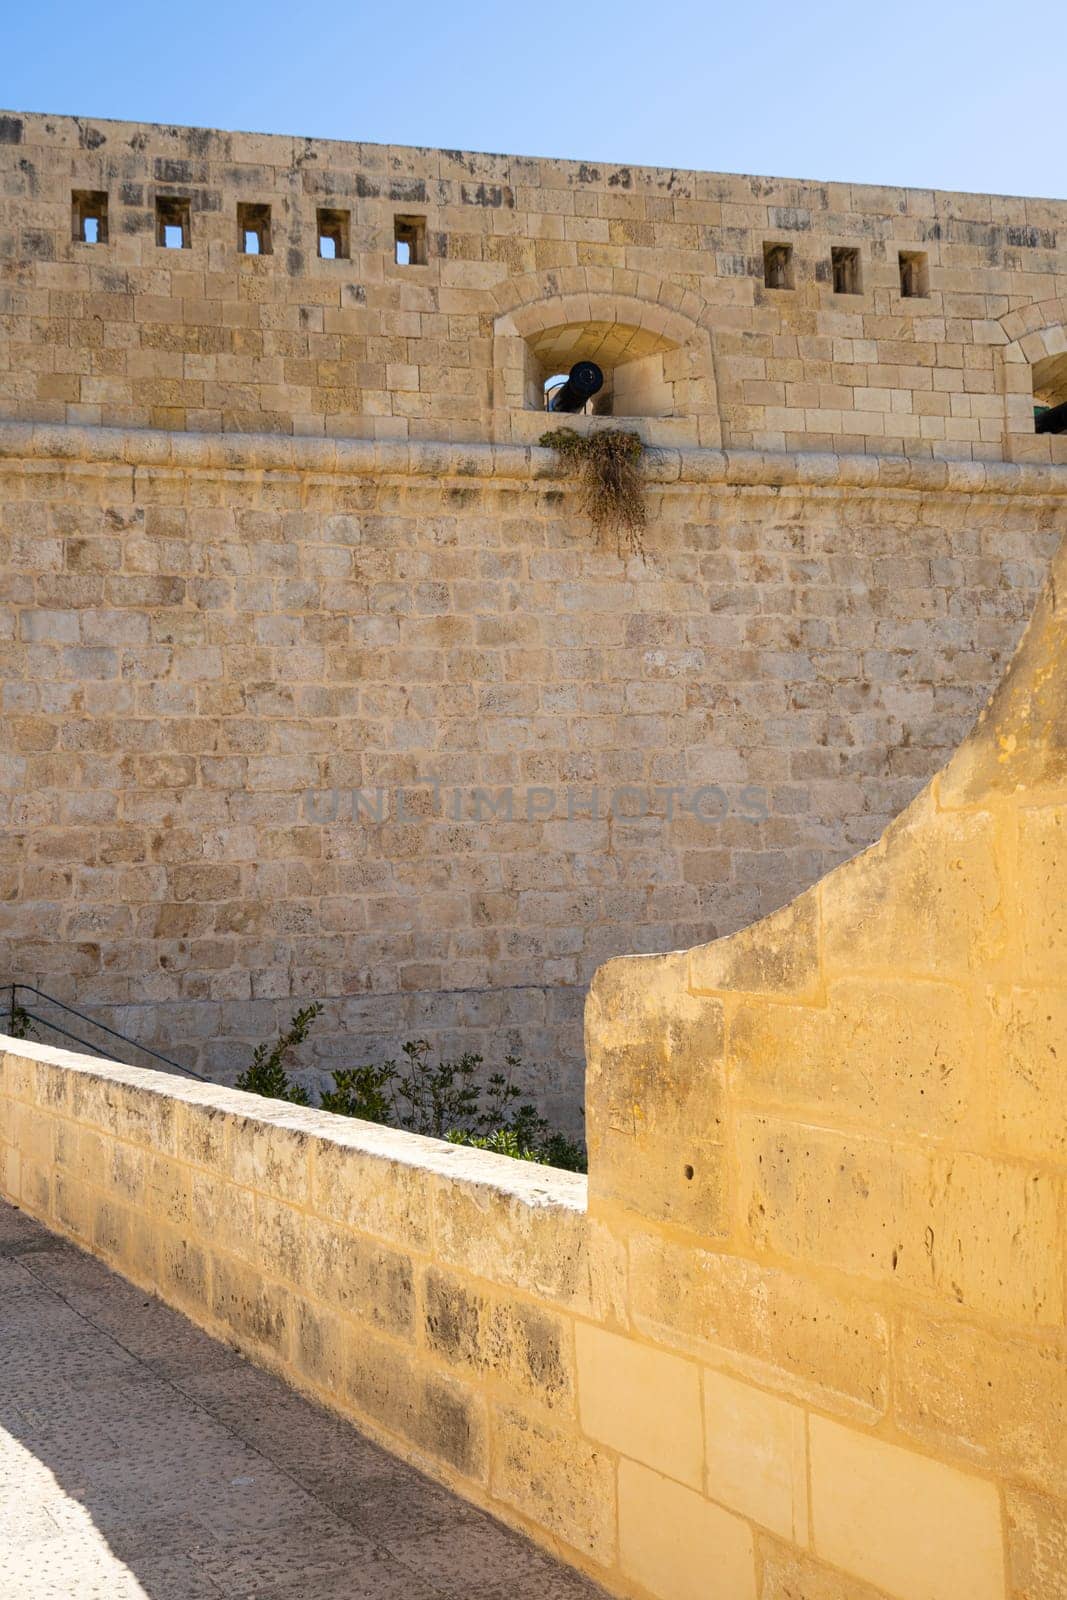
[
  {"left": 489, "top": 270, "right": 721, "bottom": 446},
  {"left": 998, "top": 297, "right": 1067, "bottom": 463}
]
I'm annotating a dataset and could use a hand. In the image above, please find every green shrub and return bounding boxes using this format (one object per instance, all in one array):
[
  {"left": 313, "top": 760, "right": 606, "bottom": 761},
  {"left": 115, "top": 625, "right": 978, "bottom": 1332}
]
[
  {"left": 237, "top": 1014, "right": 587, "bottom": 1172},
  {"left": 234, "top": 1002, "right": 322, "bottom": 1105}
]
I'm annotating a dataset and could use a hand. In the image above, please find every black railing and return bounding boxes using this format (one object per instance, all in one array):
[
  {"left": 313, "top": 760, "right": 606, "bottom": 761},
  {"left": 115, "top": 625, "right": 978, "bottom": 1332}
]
[{"left": 4, "top": 984, "right": 208, "bottom": 1082}]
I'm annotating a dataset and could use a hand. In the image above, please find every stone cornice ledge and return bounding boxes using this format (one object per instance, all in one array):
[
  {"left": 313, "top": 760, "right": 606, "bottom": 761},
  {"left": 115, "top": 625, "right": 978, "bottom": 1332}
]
[{"left": 2, "top": 419, "right": 1066, "bottom": 498}]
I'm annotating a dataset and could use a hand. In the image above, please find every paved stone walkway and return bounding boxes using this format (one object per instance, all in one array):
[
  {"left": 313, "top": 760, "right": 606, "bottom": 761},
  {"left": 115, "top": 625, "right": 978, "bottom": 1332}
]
[{"left": 0, "top": 1200, "right": 605, "bottom": 1599}]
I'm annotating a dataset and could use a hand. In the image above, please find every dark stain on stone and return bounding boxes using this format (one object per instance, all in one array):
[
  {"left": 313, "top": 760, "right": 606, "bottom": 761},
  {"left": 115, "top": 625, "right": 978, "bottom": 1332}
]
[
  {"left": 0, "top": 117, "right": 24, "bottom": 145},
  {"left": 388, "top": 179, "right": 427, "bottom": 204},
  {"left": 424, "top": 1270, "right": 481, "bottom": 1362},
  {"left": 461, "top": 183, "right": 514, "bottom": 209},
  {"left": 421, "top": 1372, "right": 481, "bottom": 1474}
]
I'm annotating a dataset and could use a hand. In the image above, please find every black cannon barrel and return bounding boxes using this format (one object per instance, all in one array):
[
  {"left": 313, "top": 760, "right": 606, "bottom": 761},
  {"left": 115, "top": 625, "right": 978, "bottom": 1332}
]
[
  {"left": 548, "top": 360, "right": 604, "bottom": 413},
  {"left": 1036, "top": 399, "right": 1067, "bottom": 435}
]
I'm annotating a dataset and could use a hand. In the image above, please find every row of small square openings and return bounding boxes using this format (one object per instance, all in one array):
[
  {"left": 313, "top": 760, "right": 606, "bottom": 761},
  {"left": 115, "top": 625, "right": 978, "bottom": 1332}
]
[
  {"left": 70, "top": 190, "right": 427, "bottom": 263},
  {"left": 763, "top": 243, "right": 931, "bottom": 297},
  {"left": 315, "top": 210, "right": 426, "bottom": 262}
]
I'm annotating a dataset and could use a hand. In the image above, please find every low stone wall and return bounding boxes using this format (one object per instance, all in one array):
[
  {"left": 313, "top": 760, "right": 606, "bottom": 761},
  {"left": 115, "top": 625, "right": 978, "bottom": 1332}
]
[
  {"left": 0, "top": 1017, "right": 1039, "bottom": 1600},
  {"left": 0, "top": 1042, "right": 632, "bottom": 1582}
]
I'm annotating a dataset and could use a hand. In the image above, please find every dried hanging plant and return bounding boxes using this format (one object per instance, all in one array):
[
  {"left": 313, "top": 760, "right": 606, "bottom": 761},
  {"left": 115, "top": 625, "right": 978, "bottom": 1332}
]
[{"left": 539, "top": 427, "right": 647, "bottom": 556}]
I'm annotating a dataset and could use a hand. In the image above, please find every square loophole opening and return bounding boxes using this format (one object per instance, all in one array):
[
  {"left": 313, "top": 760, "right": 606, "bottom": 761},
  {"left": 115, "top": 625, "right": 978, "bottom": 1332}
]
[
  {"left": 72, "top": 189, "right": 108, "bottom": 245},
  {"left": 831, "top": 246, "right": 861, "bottom": 295},
  {"left": 394, "top": 215, "right": 427, "bottom": 266},
  {"left": 899, "top": 250, "right": 929, "bottom": 298},
  {"left": 317, "top": 208, "right": 350, "bottom": 260},
  {"left": 156, "top": 195, "right": 191, "bottom": 250},
  {"left": 238, "top": 202, "right": 272, "bottom": 256},
  {"left": 763, "top": 242, "right": 794, "bottom": 291}
]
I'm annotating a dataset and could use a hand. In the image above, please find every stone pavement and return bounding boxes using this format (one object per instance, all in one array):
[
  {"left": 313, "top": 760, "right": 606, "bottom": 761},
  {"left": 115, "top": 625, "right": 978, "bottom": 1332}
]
[{"left": 0, "top": 1200, "right": 605, "bottom": 1599}]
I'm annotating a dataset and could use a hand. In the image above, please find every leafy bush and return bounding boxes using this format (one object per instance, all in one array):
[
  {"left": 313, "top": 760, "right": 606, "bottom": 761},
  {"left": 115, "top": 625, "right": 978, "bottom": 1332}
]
[
  {"left": 234, "top": 1002, "right": 322, "bottom": 1105},
  {"left": 7, "top": 1001, "right": 39, "bottom": 1042},
  {"left": 237, "top": 1015, "right": 587, "bottom": 1172}
]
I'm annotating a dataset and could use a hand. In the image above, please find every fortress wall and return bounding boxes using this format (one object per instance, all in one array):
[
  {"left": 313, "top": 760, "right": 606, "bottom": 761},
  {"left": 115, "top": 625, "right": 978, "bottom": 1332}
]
[
  {"left": 3, "top": 112, "right": 1067, "bottom": 460},
  {"left": 5, "top": 488, "right": 1067, "bottom": 1600},
  {"left": 0, "top": 423, "right": 1057, "bottom": 1110}
]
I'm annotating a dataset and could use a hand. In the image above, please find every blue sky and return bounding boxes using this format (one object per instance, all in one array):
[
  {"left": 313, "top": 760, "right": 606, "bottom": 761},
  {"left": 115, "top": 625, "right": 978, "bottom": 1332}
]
[{"left": 6, "top": 0, "right": 1066, "bottom": 198}]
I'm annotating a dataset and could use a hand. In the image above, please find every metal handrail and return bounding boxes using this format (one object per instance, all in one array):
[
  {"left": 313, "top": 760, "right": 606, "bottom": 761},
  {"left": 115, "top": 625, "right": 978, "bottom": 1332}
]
[{"left": 5, "top": 984, "right": 208, "bottom": 1082}]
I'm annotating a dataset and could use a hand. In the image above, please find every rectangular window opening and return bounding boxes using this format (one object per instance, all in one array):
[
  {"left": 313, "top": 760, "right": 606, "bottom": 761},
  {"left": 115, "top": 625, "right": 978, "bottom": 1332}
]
[
  {"left": 763, "top": 242, "right": 794, "bottom": 291},
  {"left": 317, "top": 207, "right": 350, "bottom": 260},
  {"left": 237, "top": 202, "right": 272, "bottom": 256},
  {"left": 72, "top": 190, "right": 108, "bottom": 245},
  {"left": 899, "top": 250, "right": 929, "bottom": 299},
  {"left": 394, "top": 214, "right": 427, "bottom": 266},
  {"left": 155, "top": 195, "right": 191, "bottom": 250},
  {"left": 831, "top": 246, "right": 861, "bottom": 295}
]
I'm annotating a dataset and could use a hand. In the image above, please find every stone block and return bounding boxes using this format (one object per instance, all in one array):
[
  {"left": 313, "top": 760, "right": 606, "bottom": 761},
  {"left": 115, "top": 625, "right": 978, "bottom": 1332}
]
[
  {"left": 586, "top": 950, "right": 729, "bottom": 1233},
  {"left": 628, "top": 1229, "right": 889, "bottom": 1422},
  {"left": 737, "top": 1115, "right": 1062, "bottom": 1324},
  {"left": 430, "top": 1174, "right": 623, "bottom": 1323},
  {"left": 575, "top": 1322, "right": 703, "bottom": 1486},
  {"left": 491, "top": 1403, "right": 616, "bottom": 1568},
  {"left": 423, "top": 1264, "right": 574, "bottom": 1411},
  {"left": 303, "top": 1215, "right": 415, "bottom": 1340},
  {"left": 989, "top": 986, "right": 1067, "bottom": 1161},
  {"left": 729, "top": 977, "right": 977, "bottom": 1137},
  {"left": 618, "top": 1458, "right": 755, "bottom": 1600},
  {"left": 809, "top": 1415, "right": 1004, "bottom": 1600},
  {"left": 1007, "top": 1488, "right": 1067, "bottom": 1600},
  {"left": 311, "top": 1136, "right": 432, "bottom": 1252},
  {"left": 157, "top": 1225, "right": 209, "bottom": 1317},
  {"left": 820, "top": 796, "right": 1005, "bottom": 979},
  {"left": 211, "top": 1250, "right": 291, "bottom": 1362},
  {"left": 757, "top": 1537, "right": 895, "bottom": 1600},
  {"left": 345, "top": 1326, "right": 488, "bottom": 1484},
  {"left": 703, "top": 1367, "right": 808, "bottom": 1542},
  {"left": 895, "top": 1311, "right": 1067, "bottom": 1499}
]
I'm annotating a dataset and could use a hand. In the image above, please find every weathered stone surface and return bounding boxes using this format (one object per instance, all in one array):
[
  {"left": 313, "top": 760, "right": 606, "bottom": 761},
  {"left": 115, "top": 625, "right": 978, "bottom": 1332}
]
[
  {"left": 628, "top": 1229, "right": 889, "bottom": 1423},
  {"left": 1006, "top": 1488, "right": 1067, "bottom": 1600},
  {"left": 491, "top": 1404, "right": 616, "bottom": 1567},
  {"left": 737, "top": 1115, "right": 1062, "bottom": 1323},
  {"left": 895, "top": 1312, "right": 1067, "bottom": 1498}
]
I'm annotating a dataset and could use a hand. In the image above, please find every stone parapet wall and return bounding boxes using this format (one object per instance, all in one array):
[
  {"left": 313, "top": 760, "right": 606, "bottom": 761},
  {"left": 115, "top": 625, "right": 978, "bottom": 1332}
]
[
  {"left": 4, "top": 111, "right": 1067, "bottom": 459},
  {"left": 1, "top": 424, "right": 1058, "bottom": 1114}
]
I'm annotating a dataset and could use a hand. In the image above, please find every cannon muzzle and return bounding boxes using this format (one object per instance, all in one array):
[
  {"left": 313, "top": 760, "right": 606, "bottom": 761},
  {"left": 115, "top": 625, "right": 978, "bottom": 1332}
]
[
  {"left": 1036, "top": 400, "right": 1067, "bottom": 435},
  {"left": 548, "top": 361, "right": 604, "bottom": 413}
]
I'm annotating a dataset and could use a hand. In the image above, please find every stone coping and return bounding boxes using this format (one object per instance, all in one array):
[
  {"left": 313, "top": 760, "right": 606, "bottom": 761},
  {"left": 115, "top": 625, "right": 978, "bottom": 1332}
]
[
  {"left": 4, "top": 419, "right": 1067, "bottom": 497},
  {"left": 0, "top": 1034, "right": 586, "bottom": 1212}
]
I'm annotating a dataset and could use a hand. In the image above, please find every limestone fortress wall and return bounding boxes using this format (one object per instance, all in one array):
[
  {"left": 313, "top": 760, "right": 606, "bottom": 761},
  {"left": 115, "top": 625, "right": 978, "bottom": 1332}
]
[
  {"left": 3, "top": 111, "right": 1067, "bottom": 459},
  {"left": 2, "top": 111, "right": 1066, "bottom": 1114}
]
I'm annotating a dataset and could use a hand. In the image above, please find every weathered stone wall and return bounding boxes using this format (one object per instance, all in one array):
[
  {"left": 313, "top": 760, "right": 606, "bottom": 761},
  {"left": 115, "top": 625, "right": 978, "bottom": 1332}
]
[
  {"left": 584, "top": 501, "right": 1067, "bottom": 1597},
  {"left": 4, "top": 111, "right": 1067, "bottom": 461},
  {"left": 2, "top": 423, "right": 1058, "bottom": 1112},
  {"left": 4, "top": 487, "right": 1067, "bottom": 1600}
]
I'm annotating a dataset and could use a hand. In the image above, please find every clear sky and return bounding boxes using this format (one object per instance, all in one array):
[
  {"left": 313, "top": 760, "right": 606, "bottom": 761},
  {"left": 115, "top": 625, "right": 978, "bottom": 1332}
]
[{"left": 5, "top": 0, "right": 1066, "bottom": 199}]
